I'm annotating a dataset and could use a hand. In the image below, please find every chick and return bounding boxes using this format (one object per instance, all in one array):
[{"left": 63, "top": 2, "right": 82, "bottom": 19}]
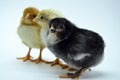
[
  {"left": 17, "top": 7, "right": 48, "bottom": 63},
  {"left": 47, "top": 18, "right": 105, "bottom": 79},
  {"left": 33, "top": 9, "right": 69, "bottom": 68}
]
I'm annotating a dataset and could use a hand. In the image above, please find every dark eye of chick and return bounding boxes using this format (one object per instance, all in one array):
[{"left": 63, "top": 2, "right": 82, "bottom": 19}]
[
  {"left": 40, "top": 16, "right": 44, "bottom": 19},
  {"left": 32, "top": 15, "right": 36, "bottom": 19},
  {"left": 59, "top": 24, "right": 65, "bottom": 31}
]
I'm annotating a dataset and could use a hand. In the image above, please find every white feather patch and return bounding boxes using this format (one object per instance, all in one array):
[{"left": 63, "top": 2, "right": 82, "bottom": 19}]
[
  {"left": 47, "top": 33, "right": 58, "bottom": 45},
  {"left": 25, "top": 13, "right": 30, "bottom": 19},
  {"left": 73, "top": 53, "right": 91, "bottom": 61}
]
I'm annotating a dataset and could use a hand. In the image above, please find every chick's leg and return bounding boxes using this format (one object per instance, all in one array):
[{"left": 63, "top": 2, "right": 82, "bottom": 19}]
[
  {"left": 31, "top": 48, "right": 49, "bottom": 64},
  {"left": 17, "top": 48, "right": 33, "bottom": 61},
  {"left": 45, "top": 58, "right": 69, "bottom": 69},
  {"left": 59, "top": 67, "right": 90, "bottom": 79}
]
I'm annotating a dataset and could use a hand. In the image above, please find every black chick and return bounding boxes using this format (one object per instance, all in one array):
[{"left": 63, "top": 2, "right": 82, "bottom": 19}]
[{"left": 47, "top": 18, "right": 105, "bottom": 79}]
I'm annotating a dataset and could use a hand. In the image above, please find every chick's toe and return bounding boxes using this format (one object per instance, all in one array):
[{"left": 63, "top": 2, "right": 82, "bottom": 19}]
[
  {"left": 17, "top": 48, "right": 33, "bottom": 61},
  {"left": 45, "top": 58, "right": 68, "bottom": 69}
]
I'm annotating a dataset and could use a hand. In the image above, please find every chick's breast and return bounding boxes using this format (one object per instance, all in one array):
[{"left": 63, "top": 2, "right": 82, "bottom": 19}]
[
  {"left": 40, "top": 28, "right": 48, "bottom": 46},
  {"left": 18, "top": 25, "right": 44, "bottom": 48}
]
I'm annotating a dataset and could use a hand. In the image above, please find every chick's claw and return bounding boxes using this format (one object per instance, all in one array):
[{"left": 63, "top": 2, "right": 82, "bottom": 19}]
[
  {"left": 59, "top": 68, "right": 90, "bottom": 79},
  {"left": 17, "top": 48, "right": 32, "bottom": 62},
  {"left": 59, "top": 75, "right": 69, "bottom": 78},
  {"left": 50, "top": 58, "right": 62, "bottom": 66},
  {"left": 58, "top": 64, "right": 69, "bottom": 69},
  {"left": 31, "top": 58, "right": 43, "bottom": 64},
  {"left": 46, "top": 58, "right": 77, "bottom": 70},
  {"left": 59, "top": 73, "right": 80, "bottom": 79},
  {"left": 59, "top": 71, "right": 81, "bottom": 79},
  {"left": 68, "top": 68, "right": 78, "bottom": 71},
  {"left": 59, "top": 74, "right": 79, "bottom": 80},
  {"left": 17, "top": 54, "right": 33, "bottom": 62},
  {"left": 45, "top": 58, "right": 68, "bottom": 69},
  {"left": 31, "top": 58, "right": 49, "bottom": 64}
]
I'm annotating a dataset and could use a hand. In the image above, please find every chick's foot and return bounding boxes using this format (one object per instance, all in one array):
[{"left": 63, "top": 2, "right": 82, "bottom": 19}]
[
  {"left": 17, "top": 54, "right": 33, "bottom": 62},
  {"left": 17, "top": 48, "right": 32, "bottom": 62},
  {"left": 45, "top": 58, "right": 68, "bottom": 69},
  {"left": 59, "top": 67, "right": 90, "bottom": 79},
  {"left": 68, "top": 67, "right": 78, "bottom": 71},
  {"left": 31, "top": 57, "right": 47, "bottom": 64}
]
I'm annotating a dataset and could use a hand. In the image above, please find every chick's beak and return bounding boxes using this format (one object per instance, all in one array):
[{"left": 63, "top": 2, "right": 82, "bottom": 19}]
[
  {"left": 25, "top": 13, "right": 30, "bottom": 19},
  {"left": 33, "top": 16, "right": 38, "bottom": 22},
  {"left": 50, "top": 24, "right": 56, "bottom": 33}
]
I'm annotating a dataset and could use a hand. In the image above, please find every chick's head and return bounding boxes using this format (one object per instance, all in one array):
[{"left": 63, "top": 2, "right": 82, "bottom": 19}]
[
  {"left": 21, "top": 7, "right": 39, "bottom": 25},
  {"left": 33, "top": 9, "right": 64, "bottom": 30},
  {"left": 48, "top": 18, "right": 72, "bottom": 43}
]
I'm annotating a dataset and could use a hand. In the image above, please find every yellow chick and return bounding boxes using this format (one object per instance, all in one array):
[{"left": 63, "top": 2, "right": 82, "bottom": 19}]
[
  {"left": 33, "top": 9, "right": 69, "bottom": 68},
  {"left": 17, "top": 7, "right": 48, "bottom": 63}
]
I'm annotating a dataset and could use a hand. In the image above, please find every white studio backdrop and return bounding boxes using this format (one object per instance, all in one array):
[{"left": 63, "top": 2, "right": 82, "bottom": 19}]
[{"left": 0, "top": 0, "right": 120, "bottom": 80}]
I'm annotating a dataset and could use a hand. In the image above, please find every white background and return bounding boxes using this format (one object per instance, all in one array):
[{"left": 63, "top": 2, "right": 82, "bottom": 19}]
[{"left": 0, "top": 0, "right": 120, "bottom": 80}]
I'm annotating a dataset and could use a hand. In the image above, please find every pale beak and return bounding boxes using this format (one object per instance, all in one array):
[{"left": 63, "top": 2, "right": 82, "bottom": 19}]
[
  {"left": 50, "top": 24, "right": 56, "bottom": 33},
  {"left": 33, "top": 17, "right": 38, "bottom": 22},
  {"left": 25, "top": 13, "right": 30, "bottom": 19}
]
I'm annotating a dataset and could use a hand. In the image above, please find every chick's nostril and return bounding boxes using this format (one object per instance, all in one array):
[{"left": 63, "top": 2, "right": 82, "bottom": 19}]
[{"left": 50, "top": 29, "right": 56, "bottom": 33}]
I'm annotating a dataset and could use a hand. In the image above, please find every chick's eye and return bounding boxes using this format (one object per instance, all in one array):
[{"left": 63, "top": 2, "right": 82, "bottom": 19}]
[
  {"left": 59, "top": 24, "right": 65, "bottom": 30},
  {"left": 40, "top": 16, "right": 44, "bottom": 19},
  {"left": 32, "top": 15, "right": 36, "bottom": 19}
]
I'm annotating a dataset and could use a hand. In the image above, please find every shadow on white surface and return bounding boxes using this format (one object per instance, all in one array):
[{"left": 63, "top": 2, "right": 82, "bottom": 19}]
[
  {"left": 80, "top": 70, "right": 108, "bottom": 79},
  {"left": 11, "top": 60, "right": 110, "bottom": 80}
]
